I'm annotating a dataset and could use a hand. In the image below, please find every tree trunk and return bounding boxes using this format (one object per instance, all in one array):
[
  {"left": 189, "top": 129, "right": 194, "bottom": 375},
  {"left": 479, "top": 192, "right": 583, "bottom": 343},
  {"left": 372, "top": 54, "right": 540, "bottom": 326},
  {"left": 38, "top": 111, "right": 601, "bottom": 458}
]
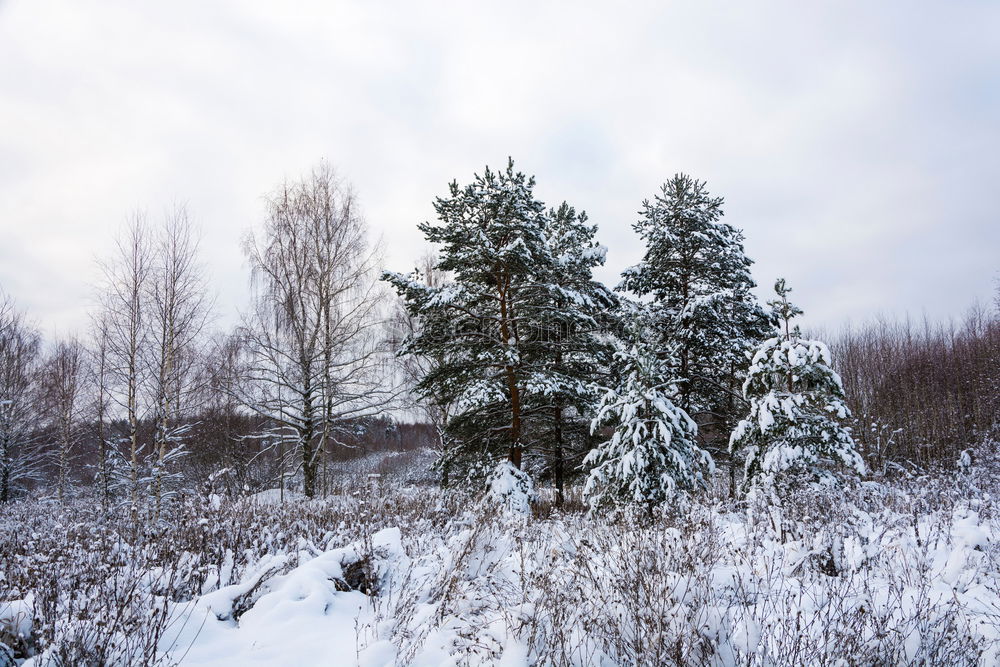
[
  {"left": 0, "top": 433, "right": 9, "bottom": 504},
  {"left": 278, "top": 439, "right": 285, "bottom": 502},
  {"left": 58, "top": 416, "right": 69, "bottom": 502},
  {"left": 303, "top": 440, "right": 317, "bottom": 497},
  {"left": 96, "top": 329, "right": 110, "bottom": 511},
  {"left": 302, "top": 371, "right": 317, "bottom": 496},
  {"left": 302, "top": 409, "right": 317, "bottom": 497},
  {"left": 129, "top": 365, "right": 139, "bottom": 515},
  {"left": 98, "top": 414, "right": 108, "bottom": 509},
  {"left": 553, "top": 403, "right": 564, "bottom": 506},
  {"left": 154, "top": 335, "right": 172, "bottom": 520},
  {"left": 497, "top": 271, "right": 523, "bottom": 469},
  {"left": 680, "top": 273, "right": 691, "bottom": 412},
  {"left": 506, "top": 369, "right": 522, "bottom": 468}
]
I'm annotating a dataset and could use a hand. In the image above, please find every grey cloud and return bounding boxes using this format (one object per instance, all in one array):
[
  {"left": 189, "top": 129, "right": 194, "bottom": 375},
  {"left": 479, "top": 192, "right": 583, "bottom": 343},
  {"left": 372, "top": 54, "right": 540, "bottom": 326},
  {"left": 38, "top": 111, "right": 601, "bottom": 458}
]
[{"left": 1, "top": 0, "right": 997, "bottom": 336}]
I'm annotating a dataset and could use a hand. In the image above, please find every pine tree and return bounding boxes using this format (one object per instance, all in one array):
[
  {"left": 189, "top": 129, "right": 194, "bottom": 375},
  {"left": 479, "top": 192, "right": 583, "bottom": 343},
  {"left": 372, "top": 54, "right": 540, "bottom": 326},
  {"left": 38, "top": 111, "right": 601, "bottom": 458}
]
[
  {"left": 385, "top": 159, "right": 560, "bottom": 481},
  {"left": 583, "top": 341, "right": 713, "bottom": 513},
  {"left": 619, "top": 174, "right": 770, "bottom": 445},
  {"left": 485, "top": 460, "right": 536, "bottom": 516},
  {"left": 729, "top": 279, "right": 866, "bottom": 493},
  {"left": 530, "top": 202, "right": 616, "bottom": 505}
]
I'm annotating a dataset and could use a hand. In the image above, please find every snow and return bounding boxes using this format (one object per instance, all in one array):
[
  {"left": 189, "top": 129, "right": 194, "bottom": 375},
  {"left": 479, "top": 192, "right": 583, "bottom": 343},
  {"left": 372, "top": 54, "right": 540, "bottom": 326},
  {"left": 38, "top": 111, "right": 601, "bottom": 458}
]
[
  {"left": 160, "top": 488, "right": 1000, "bottom": 666},
  {"left": 166, "top": 528, "right": 405, "bottom": 666},
  {"left": 248, "top": 488, "right": 304, "bottom": 504},
  {"left": 9, "top": 455, "right": 1000, "bottom": 666},
  {"left": 0, "top": 595, "right": 33, "bottom": 643}
]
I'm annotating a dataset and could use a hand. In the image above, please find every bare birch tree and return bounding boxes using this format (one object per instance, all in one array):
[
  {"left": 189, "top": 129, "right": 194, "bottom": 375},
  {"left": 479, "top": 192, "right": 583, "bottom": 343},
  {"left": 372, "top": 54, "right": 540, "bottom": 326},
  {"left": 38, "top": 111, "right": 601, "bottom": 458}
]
[
  {"left": 235, "top": 165, "right": 397, "bottom": 497},
  {"left": 146, "top": 208, "right": 211, "bottom": 515},
  {"left": 97, "top": 216, "right": 151, "bottom": 512},
  {"left": 89, "top": 316, "right": 113, "bottom": 508},
  {"left": 40, "top": 337, "right": 86, "bottom": 501},
  {"left": 0, "top": 290, "right": 43, "bottom": 503}
]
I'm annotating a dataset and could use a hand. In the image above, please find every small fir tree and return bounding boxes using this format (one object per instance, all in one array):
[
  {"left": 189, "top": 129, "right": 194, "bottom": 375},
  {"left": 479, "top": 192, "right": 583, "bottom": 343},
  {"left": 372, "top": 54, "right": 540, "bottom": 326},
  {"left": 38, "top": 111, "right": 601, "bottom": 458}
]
[
  {"left": 584, "top": 341, "right": 713, "bottom": 513},
  {"left": 729, "top": 279, "right": 866, "bottom": 493},
  {"left": 485, "top": 460, "right": 536, "bottom": 516}
]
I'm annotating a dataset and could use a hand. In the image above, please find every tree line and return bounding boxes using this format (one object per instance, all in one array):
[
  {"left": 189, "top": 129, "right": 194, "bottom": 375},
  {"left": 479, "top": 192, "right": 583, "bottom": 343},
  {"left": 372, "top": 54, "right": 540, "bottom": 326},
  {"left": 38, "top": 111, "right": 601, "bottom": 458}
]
[{"left": 1, "top": 159, "right": 996, "bottom": 510}]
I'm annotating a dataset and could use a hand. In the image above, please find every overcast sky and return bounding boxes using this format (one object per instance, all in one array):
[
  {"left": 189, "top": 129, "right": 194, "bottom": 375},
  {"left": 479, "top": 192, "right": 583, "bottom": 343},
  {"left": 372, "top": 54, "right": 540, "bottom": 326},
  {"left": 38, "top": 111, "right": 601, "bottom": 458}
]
[{"left": 2, "top": 0, "right": 998, "bottom": 338}]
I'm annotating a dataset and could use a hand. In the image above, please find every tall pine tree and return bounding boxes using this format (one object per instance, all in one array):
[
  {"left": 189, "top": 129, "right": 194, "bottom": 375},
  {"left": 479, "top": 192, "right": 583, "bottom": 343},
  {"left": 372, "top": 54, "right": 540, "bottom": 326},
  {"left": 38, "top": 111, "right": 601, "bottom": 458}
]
[
  {"left": 619, "top": 174, "right": 770, "bottom": 449},
  {"left": 385, "top": 160, "right": 560, "bottom": 482},
  {"left": 530, "top": 202, "right": 616, "bottom": 505},
  {"left": 387, "top": 163, "right": 621, "bottom": 497}
]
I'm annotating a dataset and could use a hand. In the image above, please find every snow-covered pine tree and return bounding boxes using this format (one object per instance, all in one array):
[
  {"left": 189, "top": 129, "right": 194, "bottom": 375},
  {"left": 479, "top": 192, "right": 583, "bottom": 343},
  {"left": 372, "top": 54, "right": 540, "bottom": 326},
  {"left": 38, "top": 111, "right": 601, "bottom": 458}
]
[
  {"left": 583, "top": 340, "right": 713, "bottom": 513},
  {"left": 619, "top": 174, "right": 771, "bottom": 447},
  {"left": 531, "top": 202, "right": 616, "bottom": 505},
  {"left": 384, "top": 159, "right": 561, "bottom": 485},
  {"left": 729, "top": 279, "right": 866, "bottom": 493}
]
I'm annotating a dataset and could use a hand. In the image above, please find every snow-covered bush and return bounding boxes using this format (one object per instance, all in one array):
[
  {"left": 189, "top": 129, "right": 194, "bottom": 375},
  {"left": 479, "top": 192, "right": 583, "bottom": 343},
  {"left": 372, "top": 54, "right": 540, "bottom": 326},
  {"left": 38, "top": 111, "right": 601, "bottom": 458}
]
[
  {"left": 584, "top": 343, "right": 713, "bottom": 512},
  {"left": 0, "top": 484, "right": 463, "bottom": 665},
  {"left": 382, "top": 461, "right": 1000, "bottom": 665},
  {"left": 485, "top": 460, "right": 536, "bottom": 516},
  {"left": 5, "top": 445, "right": 1000, "bottom": 666},
  {"left": 731, "top": 280, "right": 865, "bottom": 494}
]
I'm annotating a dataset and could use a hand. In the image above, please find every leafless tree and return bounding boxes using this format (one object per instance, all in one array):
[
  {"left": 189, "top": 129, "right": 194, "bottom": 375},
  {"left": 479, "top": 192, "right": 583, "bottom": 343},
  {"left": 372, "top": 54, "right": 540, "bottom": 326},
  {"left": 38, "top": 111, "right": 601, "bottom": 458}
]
[
  {"left": 995, "top": 276, "right": 1000, "bottom": 315},
  {"left": 0, "top": 289, "right": 44, "bottom": 502},
  {"left": 97, "top": 216, "right": 152, "bottom": 512},
  {"left": 89, "top": 316, "right": 113, "bottom": 509},
  {"left": 235, "top": 165, "right": 398, "bottom": 497},
  {"left": 829, "top": 304, "right": 1000, "bottom": 467},
  {"left": 388, "top": 250, "right": 453, "bottom": 447},
  {"left": 39, "top": 337, "right": 86, "bottom": 501},
  {"left": 146, "top": 207, "right": 212, "bottom": 516}
]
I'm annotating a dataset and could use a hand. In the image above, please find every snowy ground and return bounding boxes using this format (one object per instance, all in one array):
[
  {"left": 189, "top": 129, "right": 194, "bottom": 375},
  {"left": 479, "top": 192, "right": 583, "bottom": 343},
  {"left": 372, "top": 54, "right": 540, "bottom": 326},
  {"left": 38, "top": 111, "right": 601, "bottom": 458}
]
[{"left": 3, "top": 454, "right": 1000, "bottom": 665}]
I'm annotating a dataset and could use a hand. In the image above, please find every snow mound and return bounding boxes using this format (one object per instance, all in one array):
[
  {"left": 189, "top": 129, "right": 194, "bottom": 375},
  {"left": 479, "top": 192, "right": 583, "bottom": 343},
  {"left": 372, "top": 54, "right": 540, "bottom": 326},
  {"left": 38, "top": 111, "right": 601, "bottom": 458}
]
[
  {"left": 0, "top": 596, "right": 32, "bottom": 645},
  {"left": 170, "top": 528, "right": 405, "bottom": 666}
]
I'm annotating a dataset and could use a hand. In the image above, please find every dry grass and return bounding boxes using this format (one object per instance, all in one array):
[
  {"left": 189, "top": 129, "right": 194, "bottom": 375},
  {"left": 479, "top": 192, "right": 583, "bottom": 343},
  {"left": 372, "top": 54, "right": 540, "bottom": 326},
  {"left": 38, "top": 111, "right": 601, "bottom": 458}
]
[{"left": 3, "top": 447, "right": 1000, "bottom": 665}]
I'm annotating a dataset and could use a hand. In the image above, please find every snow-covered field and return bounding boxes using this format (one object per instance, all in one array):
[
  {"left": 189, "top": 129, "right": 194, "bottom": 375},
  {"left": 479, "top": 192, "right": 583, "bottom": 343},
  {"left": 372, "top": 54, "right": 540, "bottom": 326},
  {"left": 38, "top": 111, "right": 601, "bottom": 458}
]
[{"left": 3, "top": 453, "right": 1000, "bottom": 666}]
